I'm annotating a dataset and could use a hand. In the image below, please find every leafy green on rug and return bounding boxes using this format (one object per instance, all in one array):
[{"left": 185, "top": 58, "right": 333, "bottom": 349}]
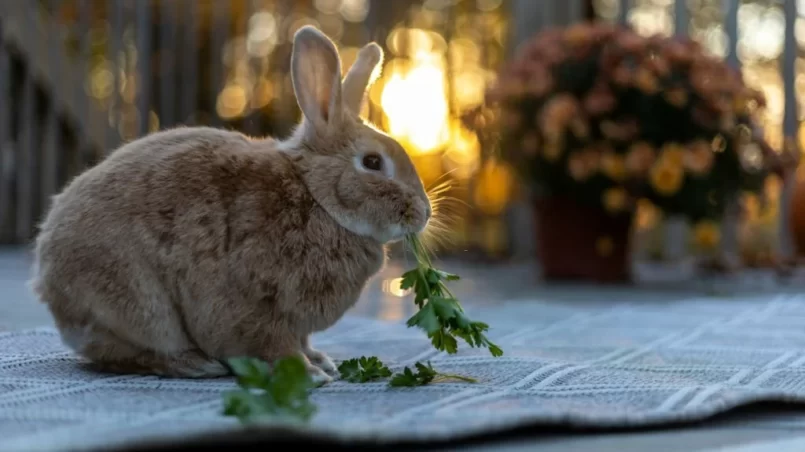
[
  {"left": 337, "top": 356, "right": 392, "bottom": 382},
  {"left": 403, "top": 234, "right": 503, "bottom": 357},
  {"left": 222, "top": 356, "right": 317, "bottom": 424},
  {"left": 337, "top": 356, "right": 477, "bottom": 386},
  {"left": 390, "top": 361, "right": 478, "bottom": 387}
]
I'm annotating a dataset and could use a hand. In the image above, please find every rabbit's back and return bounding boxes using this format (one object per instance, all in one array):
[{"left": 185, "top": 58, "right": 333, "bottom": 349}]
[
  {"left": 34, "top": 127, "right": 260, "bottom": 281},
  {"left": 30, "top": 128, "right": 271, "bottom": 360}
]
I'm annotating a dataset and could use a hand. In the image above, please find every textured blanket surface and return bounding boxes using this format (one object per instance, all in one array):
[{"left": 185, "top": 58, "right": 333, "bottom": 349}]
[{"left": 4, "top": 294, "right": 805, "bottom": 451}]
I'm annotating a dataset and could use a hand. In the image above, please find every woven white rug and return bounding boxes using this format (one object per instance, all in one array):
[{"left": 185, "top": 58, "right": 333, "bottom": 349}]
[{"left": 4, "top": 294, "right": 805, "bottom": 451}]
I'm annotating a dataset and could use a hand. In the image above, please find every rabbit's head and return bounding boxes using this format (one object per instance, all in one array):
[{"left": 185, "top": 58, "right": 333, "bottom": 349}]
[{"left": 283, "top": 26, "right": 431, "bottom": 244}]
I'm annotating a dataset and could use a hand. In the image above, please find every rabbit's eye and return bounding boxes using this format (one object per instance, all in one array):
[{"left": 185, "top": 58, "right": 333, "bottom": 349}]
[{"left": 362, "top": 153, "right": 383, "bottom": 171}]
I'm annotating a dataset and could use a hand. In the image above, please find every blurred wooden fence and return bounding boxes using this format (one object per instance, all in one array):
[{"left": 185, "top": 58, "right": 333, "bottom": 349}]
[{"left": 0, "top": 0, "right": 798, "bottom": 266}]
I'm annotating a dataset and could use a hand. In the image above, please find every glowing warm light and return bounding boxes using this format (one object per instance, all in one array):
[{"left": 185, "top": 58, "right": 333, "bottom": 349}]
[
  {"left": 380, "top": 49, "right": 450, "bottom": 154},
  {"left": 443, "top": 119, "right": 481, "bottom": 178},
  {"left": 381, "top": 277, "right": 411, "bottom": 297},
  {"left": 216, "top": 83, "right": 248, "bottom": 119}
]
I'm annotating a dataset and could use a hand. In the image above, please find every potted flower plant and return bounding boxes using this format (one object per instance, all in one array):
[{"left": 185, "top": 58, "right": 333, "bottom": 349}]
[{"left": 485, "top": 23, "right": 776, "bottom": 283}]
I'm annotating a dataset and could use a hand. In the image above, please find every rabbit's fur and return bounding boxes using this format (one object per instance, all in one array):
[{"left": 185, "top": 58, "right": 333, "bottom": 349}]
[{"left": 30, "top": 26, "right": 431, "bottom": 384}]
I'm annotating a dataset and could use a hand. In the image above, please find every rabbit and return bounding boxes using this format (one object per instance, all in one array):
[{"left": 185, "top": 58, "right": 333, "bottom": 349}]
[{"left": 29, "top": 25, "right": 432, "bottom": 385}]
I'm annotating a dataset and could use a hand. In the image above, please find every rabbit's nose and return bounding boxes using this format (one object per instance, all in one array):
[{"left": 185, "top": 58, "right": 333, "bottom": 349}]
[{"left": 425, "top": 205, "right": 432, "bottom": 219}]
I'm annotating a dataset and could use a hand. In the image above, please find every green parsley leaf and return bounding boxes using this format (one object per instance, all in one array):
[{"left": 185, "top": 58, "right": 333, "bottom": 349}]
[
  {"left": 338, "top": 356, "right": 392, "bottom": 383},
  {"left": 401, "top": 233, "right": 504, "bottom": 358},
  {"left": 222, "top": 356, "right": 317, "bottom": 424},
  {"left": 389, "top": 361, "right": 477, "bottom": 387}
]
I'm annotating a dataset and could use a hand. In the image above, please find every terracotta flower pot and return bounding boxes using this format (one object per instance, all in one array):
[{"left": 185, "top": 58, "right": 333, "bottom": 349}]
[{"left": 535, "top": 197, "right": 634, "bottom": 283}]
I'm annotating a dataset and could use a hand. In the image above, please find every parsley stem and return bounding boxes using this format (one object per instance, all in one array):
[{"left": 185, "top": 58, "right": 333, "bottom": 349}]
[{"left": 434, "top": 373, "right": 478, "bottom": 383}]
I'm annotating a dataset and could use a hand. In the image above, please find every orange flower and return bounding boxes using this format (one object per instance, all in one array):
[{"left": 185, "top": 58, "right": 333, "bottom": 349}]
[
  {"left": 584, "top": 81, "right": 616, "bottom": 115},
  {"left": 634, "top": 66, "right": 659, "bottom": 94},
  {"left": 612, "top": 64, "right": 632, "bottom": 86},
  {"left": 617, "top": 31, "right": 645, "bottom": 53},
  {"left": 646, "top": 54, "right": 670, "bottom": 77},
  {"left": 720, "top": 112, "right": 736, "bottom": 131},
  {"left": 600, "top": 119, "right": 638, "bottom": 141},
  {"left": 563, "top": 23, "right": 594, "bottom": 46},
  {"left": 602, "top": 187, "right": 629, "bottom": 213},
  {"left": 539, "top": 94, "right": 579, "bottom": 141},
  {"left": 664, "top": 87, "right": 688, "bottom": 107},
  {"left": 525, "top": 63, "right": 554, "bottom": 97},
  {"left": 660, "top": 142, "right": 685, "bottom": 167},
  {"left": 626, "top": 141, "right": 655, "bottom": 175},
  {"left": 601, "top": 152, "right": 627, "bottom": 182},
  {"left": 650, "top": 161, "right": 684, "bottom": 196},
  {"left": 684, "top": 140, "right": 715, "bottom": 174},
  {"left": 692, "top": 220, "right": 720, "bottom": 250},
  {"left": 568, "top": 153, "right": 592, "bottom": 181},
  {"left": 663, "top": 40, "right": 690, "bottom": 64}
]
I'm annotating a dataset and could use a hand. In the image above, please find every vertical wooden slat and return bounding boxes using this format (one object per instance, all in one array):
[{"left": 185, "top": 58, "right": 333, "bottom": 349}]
[
  {"left": 76, "top": 0, "right": 92, "bottom": 169},
  {"left": 0, "top": 28, "right": 11, "bottom": 241},
  {"left": 17, "top": 73, "right": 36, "bottom": 242},
  {"left": 673, "top": 0, "right": 688, "bottom": 36},
  {"left": 209, "top": 1, "right": 230, "bottom": 126},
  {"left": 618, "top": 0, "right": 630, "bottom": 26},
  {"left": 41, "top": 0, "right": 63, "bottom": 216},
  {"left": 779, "top": 0, "right": 798, "bottom": 261},
  {"left": 509, "top": 0, "right": 546, "bottom": 57},
  {"left": 725, "top": 0, "right": 739, "bottom": 69},
  {"left": 160, "top": 0, "right": 178, "bottom": 129},
  {"left": 243, "top": 0, "right": 261, "bottom": 136},
  {"left": 41, "top": 110, "right": 59, "bottom": 216},
  {"left": 666, "top": 0, "right": 691, "bottom": 263},
  {"left": 363, "top": 0, "right": 380, "bottom": 125},
  {"left": 181, "top": 0, "right": 199, "bottom": 124},
  {"left": 136, "top": 0, "right": 152, "bottom": 137},
  {"left": 107, "top": 0, "right": 124, "bottom": 151},
  {"left": 568, "top": 0, "right": 584, "bottom": 24},
  {"left": 718, "top": 0, "right": 741, "bottom": 267}
]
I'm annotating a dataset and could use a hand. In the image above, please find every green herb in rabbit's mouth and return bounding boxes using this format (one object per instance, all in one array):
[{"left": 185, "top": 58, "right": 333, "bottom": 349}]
[{"left": 401, "top": 233, "right": 503, "bottom": 357}]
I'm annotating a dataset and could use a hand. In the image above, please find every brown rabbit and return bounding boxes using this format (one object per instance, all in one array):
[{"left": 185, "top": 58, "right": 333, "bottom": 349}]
[{"left": 29, "top": 26, "right": 431, "bottom": 384}]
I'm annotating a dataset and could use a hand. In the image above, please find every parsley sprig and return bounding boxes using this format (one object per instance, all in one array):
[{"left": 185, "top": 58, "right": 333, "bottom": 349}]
[
  {"left": 337, "top": 356, "right": 392, "bottom": 382},
  {"left": 402, "top": 234, "right": 503, "bottom": 357},
  {"left": 390, "top": 361, "right": 477, "bottom": 386},
  {"left": 222, "top": 356, "right": 317, "bottom": 424},
  {"left": 338, "top": 357, "right": 477, "bottom": 387}
]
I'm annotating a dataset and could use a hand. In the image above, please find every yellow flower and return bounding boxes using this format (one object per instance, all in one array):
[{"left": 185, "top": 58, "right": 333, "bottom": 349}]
[
  {"left": 650, "top": 161, "right": 684, "bottom": 196},
  {"left": 601, "top": 152, "right": 627, "bottom": 181},
  {"left": 602, "top": 187, "right": 629, "bottom": 213},
  {"left": 660, "top": 142, "right": 685, "bottom": 168},
  {"left": 692, "top": 220, "right": 720, "bottom": 250}
]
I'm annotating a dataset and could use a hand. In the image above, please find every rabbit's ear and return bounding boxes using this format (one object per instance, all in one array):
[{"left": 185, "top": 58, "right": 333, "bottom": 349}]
[
  {"left": 342, "top": 42, "right": 383, "bottom": 114},
  {"left": 291, "top": 26, "right": 343, "bottom": 128}
]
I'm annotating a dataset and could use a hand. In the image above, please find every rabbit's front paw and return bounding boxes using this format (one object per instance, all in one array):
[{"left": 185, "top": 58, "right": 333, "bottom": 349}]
[
  {"left": 307, "top": 364, "right": 333, "bottom": 386},
  {"left": 305, "top": 347, "right": 338, "bottom": 376}
]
